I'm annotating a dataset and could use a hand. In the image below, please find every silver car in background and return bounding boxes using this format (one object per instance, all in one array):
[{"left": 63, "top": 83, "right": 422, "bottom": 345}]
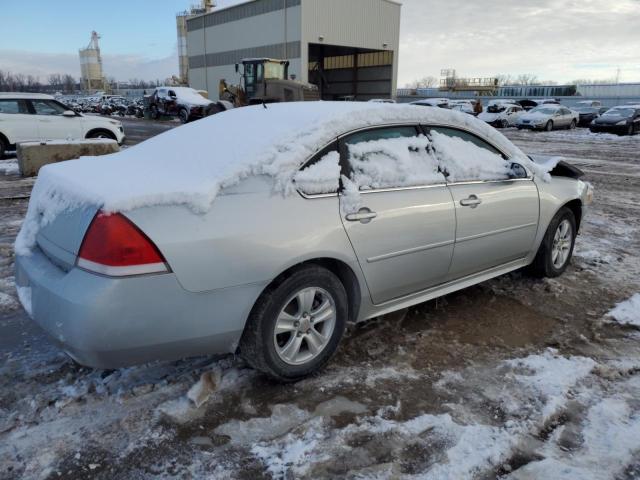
[
  {"left": 15, "top": 103, "right": 592, "bottom": 381},
  {"left": 517, "top": 105, "right": 579, "bottom": 131}
]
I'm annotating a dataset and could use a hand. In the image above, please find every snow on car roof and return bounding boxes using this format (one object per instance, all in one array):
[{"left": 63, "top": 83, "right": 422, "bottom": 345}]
[{"left": 15, "top": 101, "right": 546, "bottom": 254}]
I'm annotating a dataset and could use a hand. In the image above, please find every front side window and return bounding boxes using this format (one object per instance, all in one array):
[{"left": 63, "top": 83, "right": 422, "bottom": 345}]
[
  {"left": 343, "top": 126, "right": 446, "bottom": 190},
  {"left": 426, "top": 126, "right": 510, "bottom": 183},
  {"left": 0, "top": 99, "right": 28, "bottom": 114},
  {"left": 31, "top": 99, "right": 68, "bottom": 115}
]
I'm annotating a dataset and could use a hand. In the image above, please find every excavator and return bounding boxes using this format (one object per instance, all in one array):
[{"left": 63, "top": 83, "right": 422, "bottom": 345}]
[{"left": 220, "top": 58, "right": 319, "bottom": 107}]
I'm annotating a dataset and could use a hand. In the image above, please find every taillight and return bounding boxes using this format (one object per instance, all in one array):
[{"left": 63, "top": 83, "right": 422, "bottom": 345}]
[{"left": 77, "top": 211, "right": 169, "bottom": 277}]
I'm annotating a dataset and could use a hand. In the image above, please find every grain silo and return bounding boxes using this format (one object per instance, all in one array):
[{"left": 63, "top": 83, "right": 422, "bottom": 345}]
[
  {"left": 177, "top": 1, "right": 214, "bottom": 85},
  {"left": 79, "top": 31, "right": 106, "bottom": 92}
]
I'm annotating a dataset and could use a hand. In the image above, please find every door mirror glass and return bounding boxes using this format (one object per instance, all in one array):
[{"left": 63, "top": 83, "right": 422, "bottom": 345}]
[
  {"left": 62, "top": 110, "right": 76, "bottom": 117},
  {"left": 510, "top": 162, "right": 528, "bottom": 179}
]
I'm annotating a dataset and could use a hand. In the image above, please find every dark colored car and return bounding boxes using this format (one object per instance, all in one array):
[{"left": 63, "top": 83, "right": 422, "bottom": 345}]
[
  {"left": 148, "top": 87, "right": 213, "bottom": 123},
  {"left": 590, "top": 106, "right": 640, "bottom": 135},
  {"left": 575, "top": 106, "right": 608, "bottom": 127}
]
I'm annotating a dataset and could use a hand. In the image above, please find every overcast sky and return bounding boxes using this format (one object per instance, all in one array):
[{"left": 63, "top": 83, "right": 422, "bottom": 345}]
[{"left": 1, "top": 0, "right": 638, "bottom": 85}]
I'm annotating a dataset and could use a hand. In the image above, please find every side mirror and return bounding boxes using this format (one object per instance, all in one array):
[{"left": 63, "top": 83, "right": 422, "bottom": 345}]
[
  {"left": 62, "top": 110, "right": 76, "bottom": 117},
  {"left": 510, "top": 162, "right": 528, "bottom": 179}
]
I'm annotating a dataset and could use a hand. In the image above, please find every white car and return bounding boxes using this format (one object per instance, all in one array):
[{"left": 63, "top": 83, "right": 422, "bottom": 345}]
[
  {"left": 478, "top": 103, "right": 524, "bottom": 128},
  {"left": 410, "top": 98, "right": 450, "bottom": 108},
  {"left": 449, "top": 100, "right": 476, "bottom": 115},
  {"left": 517, "top": 105, "right": 579, "bottom": 131},
  {"left": 0, "top": 93, "right": 125, "bottom": 157}
]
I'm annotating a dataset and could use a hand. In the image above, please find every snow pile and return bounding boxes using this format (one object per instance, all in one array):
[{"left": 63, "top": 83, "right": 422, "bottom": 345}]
[
  {"left": 15, "top": 102, "right": 549, "bottom": 255},
  {"left": 293, "top": 151, "right": 340, "bottom": 194},
  {"left": 607, "top": 293, "right": 640, "bottom": 327},
  {"left": 0, "top": 159, "right": 19, "bottom": 176},
  {"left": 171, "top": 87, "right": 211, "bottom": 106},
  {"left": 430, "top": 131, "right": 510, "bottom": 182},
  {"left": 348, "top": 135, "right": 445, "bottom": 189}
]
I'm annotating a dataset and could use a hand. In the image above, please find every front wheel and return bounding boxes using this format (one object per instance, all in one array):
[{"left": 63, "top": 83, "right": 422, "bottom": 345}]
[
  {"left": 528, "top": 207, "right": 576, "bottom": 278},
  {"left": 179, "top": 108, "right": 189, "bottom": 124},
  {"left": 628, "top": 124, "right": 635, "bottom": 136},
  {"left": 150, "top": 105, "right": 160, "bottom": 120},
  {"left": 545, "top": 120, "right": 554, "bottom": 132},
  {"left": 86, "top": 130, "right": 116, "bottom": 140},
  {"left": 569, "top": 120, "right": 576, "bottom": 129},
  {"left": 500, "top": 119, "right": 509, "bottom": 128},
  {"left": 0, "top": 137, "right": 6, "bottom": 159},
  {"left": 239, "top": 265, "right": 348, "bottom": 381}
]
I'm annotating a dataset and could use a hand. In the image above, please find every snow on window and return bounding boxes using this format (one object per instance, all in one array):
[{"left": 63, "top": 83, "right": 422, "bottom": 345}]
[
  {"left": 293, "top": 151, "right": 340, "bottom": 195},
  {"left": 347, "top": 135, "right": 445, "bottom": 190},
  {"left": 429, "top": 130, "right": 510, "bottom": 182}
]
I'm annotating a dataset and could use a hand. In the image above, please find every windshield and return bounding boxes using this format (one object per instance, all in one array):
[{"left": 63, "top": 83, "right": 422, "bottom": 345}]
[
  {"left": 604, "top": 108, "right": 634, "bottom": 117},
  {"left": 529, "top": 107, "right": 558, "bottom": 115},
  {"left": 264, "top": 61, "right": 286, "bottom": 80}
]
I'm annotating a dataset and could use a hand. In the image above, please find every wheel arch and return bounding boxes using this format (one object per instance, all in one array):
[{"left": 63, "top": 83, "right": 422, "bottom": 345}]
[
  {"left": 563, "top": 198, "right": 583, "bottom": 231},
  {"left": 250, "top": 257, "right": 362, "bottom": 325},
  {"left": 0, "top": 131, "right": 10, "bottom": 150},
  {"left": 85, "top": 128, "right": 116, "bottom": 140}
]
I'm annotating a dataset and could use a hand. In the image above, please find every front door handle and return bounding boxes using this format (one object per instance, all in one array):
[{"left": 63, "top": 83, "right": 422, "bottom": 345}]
[
  {"left": 460, "top": 195, "right": 482, "bottom": 208},
  {"left": 345, "top": 208, "right": 377, "bottom": 223}
]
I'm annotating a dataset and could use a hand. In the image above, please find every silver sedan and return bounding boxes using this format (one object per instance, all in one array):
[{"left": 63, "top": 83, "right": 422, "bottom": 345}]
[{"left": 15, "top": 102, "right": 592, "bottom": 381}]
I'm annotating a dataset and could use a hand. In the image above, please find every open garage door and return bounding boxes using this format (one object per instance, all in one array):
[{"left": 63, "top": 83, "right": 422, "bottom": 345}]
[{"left": 308, "top": 44, "right": 394, "bottom": 101}]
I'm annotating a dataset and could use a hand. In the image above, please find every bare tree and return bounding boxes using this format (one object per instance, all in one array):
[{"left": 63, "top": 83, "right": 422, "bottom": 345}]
[
  {"left": 495, "top": 74, "right": 513, "bottom": 86},
  {"left": 514, "top": 74, "right": 539, "bottom": 86},
  {"left": 404, "top": 75, "right": 439, "bottom": 89},
  {"left": 62, "top": 74, "right": 77, "bottom": 93}
]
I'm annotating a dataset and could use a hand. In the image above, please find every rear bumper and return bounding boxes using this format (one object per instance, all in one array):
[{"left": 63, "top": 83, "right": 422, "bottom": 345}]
[{"left": 15, "top": 247, "right": 265, "bottom": 368}]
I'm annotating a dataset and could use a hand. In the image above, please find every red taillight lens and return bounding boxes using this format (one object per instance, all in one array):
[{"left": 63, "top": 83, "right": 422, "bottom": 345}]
[{"left": 77, "top": 212, "right": 168, "bottom": 276}]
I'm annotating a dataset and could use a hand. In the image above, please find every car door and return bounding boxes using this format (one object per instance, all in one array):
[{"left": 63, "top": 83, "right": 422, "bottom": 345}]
[
  {"left": 0, "top": 98, "right": 38, "bottom": 143},
  {"left": 30, "top": 99, "right": 83, "bottom": 141},
  {"left": 425, "top": 126, "right": 540, "bottom": 280},
  {"left": 338, "top": 125, "right": 455, "bottom": 304}
]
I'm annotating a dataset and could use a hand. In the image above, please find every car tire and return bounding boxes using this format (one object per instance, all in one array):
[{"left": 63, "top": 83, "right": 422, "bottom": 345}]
[
  {"left": 500, "top": 119, "right": 509, "bottom": 128},
  {"left": 0, "top": 136, "right": 6, "bottom": 159},
  {"left": 528, "top": 207, "right": 576, "bottom": 278},
  {"left": 628, "top": 124, "right": 634, "bottom": 136},
  {"left": 179, "top": 108, "right": 189, "bottom": 124},
  {"left": 569, "top": 120, "right": 576, "bottom": 129},
  {"left": 239, "top": 265, "right": 348, "bottom": 382},
  {"left": 150, "top": 105, "right": 160, "bottom": 120},
  {"left": 86, "top": 130, "right": 116, "bottom": 140},
  {"left": 545, "top": 120, "right": 554, "bottom": 132}
]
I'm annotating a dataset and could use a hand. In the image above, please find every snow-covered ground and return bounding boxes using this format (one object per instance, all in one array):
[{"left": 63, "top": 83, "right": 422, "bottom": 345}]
[{"left": 1, "top": 123, "right": 639, "bottom": 479}]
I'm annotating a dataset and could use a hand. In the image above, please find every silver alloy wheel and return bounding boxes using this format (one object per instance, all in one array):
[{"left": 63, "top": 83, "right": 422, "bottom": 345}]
[
  {"left": 273, "top": 287, "right": 337, "bottom": 366},
  {"left": 552, "top": 219, "right": 572, "bottom": 269}
]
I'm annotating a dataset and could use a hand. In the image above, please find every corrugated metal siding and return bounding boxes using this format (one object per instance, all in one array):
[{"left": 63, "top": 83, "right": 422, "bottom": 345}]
[
  {"left": 187, "top": 0, "right": 301, "bottom": 31},
  {"left": 189, "top": 41, "right": 301, "bottom": 69},
  {"left": 301, "top": 0, "right": 400, "bottom": 50}
]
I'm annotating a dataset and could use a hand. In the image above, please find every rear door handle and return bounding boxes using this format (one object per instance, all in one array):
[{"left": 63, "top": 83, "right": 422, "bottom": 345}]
[
  {"left": 345, "top": 208, "right": 377, "bottom": 223},
  {"left": 460, "top": 195, "right": 482, "bottom": 208}
]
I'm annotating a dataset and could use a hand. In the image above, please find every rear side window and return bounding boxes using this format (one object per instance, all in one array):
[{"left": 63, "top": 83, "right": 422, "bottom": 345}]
[
  {"left": 426, "top": 127, "right": 510, "bottom": 183},
  {"left": 0, "top": 99, "right": 28, "bottom": 114},
  {"left": 295, "top": 143, "right": 340, "bottom": 195},
  {"left": 342, "top": 126, "right": 446, "bottom": 190},
  {"left": 31, "top": 100, "right": 67, "bottom": 115}
]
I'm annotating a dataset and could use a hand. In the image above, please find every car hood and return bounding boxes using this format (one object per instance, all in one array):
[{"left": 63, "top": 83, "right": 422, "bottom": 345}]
[
  {"left": 478, "top": 112, "right": 501, "bottom": 122},
  {"left": 593, "top": 115, "right": 628, "bottom": 125},
  {"left": 82, "top": 114, "right": 121, "bottom": 126}
]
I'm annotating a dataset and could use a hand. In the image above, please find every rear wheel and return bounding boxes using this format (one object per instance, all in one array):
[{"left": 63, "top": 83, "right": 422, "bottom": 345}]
[
  {"left": 239, "top": 265, "right": 348, "bottom": 381},
  {"left": 528, "top": 207, "right": 576, "bottom": 278},
  {"left": 179, "top": 108, "right": 189, "bottom": 124},
  {"left": 545, "top": 120, "right": 554, "bottom": 132}
]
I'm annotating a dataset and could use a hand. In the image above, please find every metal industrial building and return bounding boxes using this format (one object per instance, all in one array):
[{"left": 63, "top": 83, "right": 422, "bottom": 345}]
[{"left": 186, "top": 0, "right": 401, "bottom": 100}]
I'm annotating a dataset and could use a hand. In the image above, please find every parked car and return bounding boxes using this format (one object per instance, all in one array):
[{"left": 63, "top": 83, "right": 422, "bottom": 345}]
[
  {"left": 410, "top": 98, "right": 450, "bottom": 108},
  {"left": 589, "top": 106, "right": 640, "bottom": 135},
  {"left": 15, "top": 102, "right": 592, "bottom": 380},
  {"left": 0, "top": 92, "right": 125, "bottom": 157},
  {"left": 575, "top": 100, "right": 602, "bottom": 108},
  {"left": 574, "top": 106, "right": 607, "bottom": 127},
  {"left": 517, "top": 105, "right": 579, "bottom": 131},
  {"left": 449, "top": 100, "right": 476, "bottom": 115},
  {"left": 517, "top": 98, "right": 560, "bottom": 111},
  {"left": 478, "top": 103, "right": 524, "bottom": 128},
  {"left": 148, "top": 87, "right": 220, "bottom": 123}
]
